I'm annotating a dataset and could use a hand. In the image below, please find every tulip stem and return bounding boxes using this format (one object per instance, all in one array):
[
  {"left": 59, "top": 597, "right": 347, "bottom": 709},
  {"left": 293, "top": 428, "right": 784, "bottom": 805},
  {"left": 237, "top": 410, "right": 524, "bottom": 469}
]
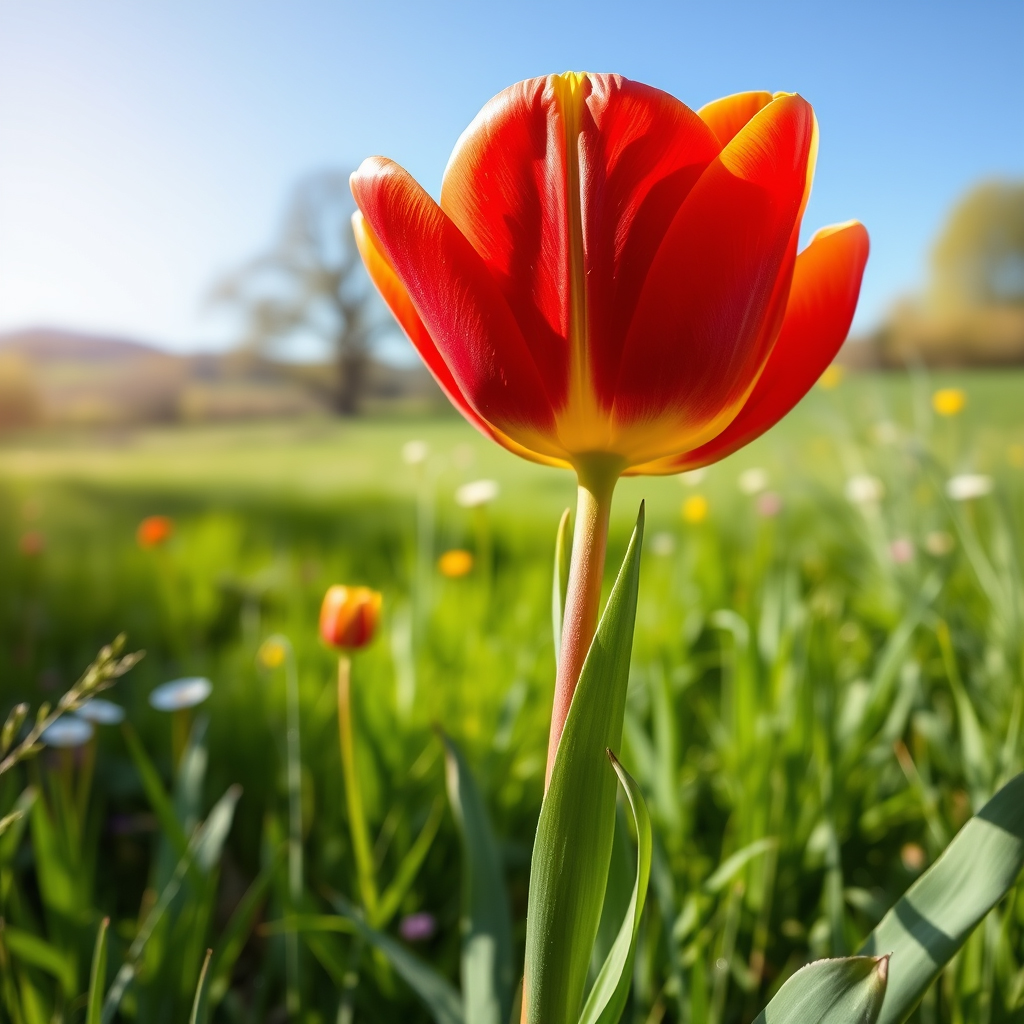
[{"left": 545, "top": 455, "right": 622, "bottom": 786}]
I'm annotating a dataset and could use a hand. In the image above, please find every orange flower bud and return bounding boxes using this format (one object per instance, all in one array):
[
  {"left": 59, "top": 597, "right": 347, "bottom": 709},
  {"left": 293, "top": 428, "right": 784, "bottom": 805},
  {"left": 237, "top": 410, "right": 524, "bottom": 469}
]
[
  {"left": 319, "top": 585, "right": 382, "bottom": 650},
  {"left": 137, "top": 515, "right": 174, "bottom": 548}
]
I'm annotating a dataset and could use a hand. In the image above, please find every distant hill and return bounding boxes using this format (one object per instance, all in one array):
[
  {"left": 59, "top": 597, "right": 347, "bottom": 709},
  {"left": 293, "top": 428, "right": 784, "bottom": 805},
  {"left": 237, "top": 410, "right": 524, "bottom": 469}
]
[{"left": 0, "top": 328, "right": 442, "bottom": 428}]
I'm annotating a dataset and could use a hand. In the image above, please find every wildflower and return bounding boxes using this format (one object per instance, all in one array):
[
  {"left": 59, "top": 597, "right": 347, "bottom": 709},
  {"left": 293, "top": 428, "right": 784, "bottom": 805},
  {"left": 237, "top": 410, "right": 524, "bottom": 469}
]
[
  {"left": 148, "top": 677, "right": 212, "bottom": 712},
  {"left": 649, "top": 532, "right": 677, "bottom": 557},
  {"left": 845, "top": 475, "right": 884, "bottom": 505},
  {"left": 888, "top": 538, "right": 914, "bottom": 564},
  {"left": 258, "top": 637, "right": 288, "bottom": 669},
  {"left": 319, "top": 586, "right": 382, "bottom": 650},
  {"left": 901, "top": 842, "right": 926, "bottom": 872},
  {"left": 925, "top": 530, "right": 955, "bottom": 556},
  {"left": 756, "top": 491, "right": 783, "bottom": 518},
  {"left": 818, "top": 364, "right": 844, "bottom": 390},
  {"left": 438, "top": 549, "right": 474, "bottom": 578},
  {"left": 932, "top": 388, "right": 966, "bottom": 417},
  {"left": 738, "top": 467, "right": 769, "bottom": 494},
  {"left": 399, "top": 912, "right": 437, "bottom": 942},
  {"left": 946, "top": 474, "right": 992, "bottom": 501},
  {"left": 402, "top": 440, "right": 429, "bottom": 466},
  {"left": 455, "top": 479, "right": 500, "bottom": 508},
  {"left": 41, "top": 716, "right": 94, "bottom": 748},
  {"left": 137, "top": 515, "right": 174, "bottom": 548},
  {"left": 682, "top": 496, "right": 709, "bottom": 524},
  {"left": 76, "top": 699, "right": 126, "bottom": 725}
]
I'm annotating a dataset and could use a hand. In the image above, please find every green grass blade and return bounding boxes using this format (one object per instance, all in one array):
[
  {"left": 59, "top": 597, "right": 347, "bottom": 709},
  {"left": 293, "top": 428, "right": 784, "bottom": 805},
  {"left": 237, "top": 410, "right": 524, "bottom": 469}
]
[
  {"left": 858, "top": 771, "right": 1024, "bottom": 1024},
  {"left": 578, "top": 751, "right": 652, "bottom": 1024},
  {"left": 705, "top": 838, "right": 778, "bottom": 895},
  {"left": 331, "top": 895, "right": 465, "bottom": 1024},
  {"left": 441, "top": 731, "right": 514, "bottom": 1024},
  {"left": 2, "top": 926, "right": 76, "bottom": 996},
  {"left": 101, "top": 785, "right": 241, "bottom": 1022},
  {"left": 751, "top": 956, "right": 888, "bottom": 1023},
  {"left": 376, "top": 797, "right": 445, "bottom": 928},
  {"left": 524, "top": 503, "right": 644, "bottom": 1024},
  {"left": 553, "top": 507, "right": 572, "bottom": 657},
  {"left": 121, "top": 722, "right": 189, "bottom": 858},
  {"left": 0, "top": 787, "right": 37, "bottom": 863},
  {"left": 208, "top": 844, "right": 285, "bottom": 1005},
  {"left": 189, "top": 948, "right": 213, "bottom": 1024},
  {"left": 85, "top": 917, "right": 109, "bottom": 1024}
]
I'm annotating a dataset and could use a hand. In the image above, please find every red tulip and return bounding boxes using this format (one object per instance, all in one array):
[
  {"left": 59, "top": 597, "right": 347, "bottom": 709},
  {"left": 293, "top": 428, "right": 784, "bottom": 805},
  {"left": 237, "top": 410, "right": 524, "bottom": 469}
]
[
  {"left": 352, "top": 73, "right": 869, "bottom": 787},
  {"left": 319, "top": 585, "right": 382, "bottom": 650},
  {"left": 351, "top": 74, "right": 868, "bottom": 477}
]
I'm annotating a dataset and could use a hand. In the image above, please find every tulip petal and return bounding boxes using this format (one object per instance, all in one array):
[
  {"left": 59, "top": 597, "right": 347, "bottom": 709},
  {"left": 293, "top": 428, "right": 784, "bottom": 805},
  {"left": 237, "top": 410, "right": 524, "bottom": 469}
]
[
  {"left": 351, "top": 157, "right": 558, "bottom": 446},
  {"left": 440, "top": 73, "right": 720, "bottom": 430},
  {"left": 351, "top": 211, "right": 498, "bottom": 444},
  {"left": 613, "top": 94, "right": 817, "bottom": 463},
  {"left": 634, "top": 220, "right": 869, "bottom": 474},
  {"left": 698, "top": 91, "right": 773, "bottom": 146},
  {"left": 441, "top": 77, "right": 572, "bottom": 405}
]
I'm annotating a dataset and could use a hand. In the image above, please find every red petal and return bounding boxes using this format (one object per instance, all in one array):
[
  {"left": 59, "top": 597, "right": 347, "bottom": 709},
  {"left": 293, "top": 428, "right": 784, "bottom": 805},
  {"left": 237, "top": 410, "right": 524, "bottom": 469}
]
[
  {"left": 351, "top": 156, "right": 557, "bottom": 441},
  {"left": 440, "top": 73, "right": 719, "bottom": 414},
  {"left": 578, "top": 76, "right": 721, "bottom": 405},
  {"left": 647, "top": 220, "right": 870, "bottom": 472},
  {"left": 698, "top": 91, "right": 773, "bottom": 146},
  {"left": 613, "top": 94, "right": 816, "bottom": 452},
  {"left": 351, "top": 211, "right": 498, "bottom": 444},
  {"left": 441, "top": 77, "right": 571, "bottom": 406}
]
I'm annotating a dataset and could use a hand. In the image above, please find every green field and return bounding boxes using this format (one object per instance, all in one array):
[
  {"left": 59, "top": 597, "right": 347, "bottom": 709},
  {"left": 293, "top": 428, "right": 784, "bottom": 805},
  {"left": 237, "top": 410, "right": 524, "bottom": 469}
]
[{"left": 1, "top": 369, "right": 1024, "bottom": 1022}]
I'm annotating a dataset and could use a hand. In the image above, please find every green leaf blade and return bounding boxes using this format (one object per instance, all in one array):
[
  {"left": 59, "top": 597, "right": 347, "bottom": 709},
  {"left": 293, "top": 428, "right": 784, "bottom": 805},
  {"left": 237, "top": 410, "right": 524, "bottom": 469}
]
[
  {"left": 86, "top": 917, "right": 109, "bottom": 1024},
  {"left": 441, "top": 731, "right": 514, "bottom": 1024},
  {"left": 578, "top": 751, "right": 652, "bottom": 1024},
  {"left": 331, "top": 896, "right": 464, "bottom": 1024},
  {"left": 524, "top": 504, "right": 645, "bottom": 1024},
  {"left": 858, "top": 771, "right": 1024, "bottom": 1024},
  {"left": 752, "top": 956, "right": 889, "bottom": 1024}
]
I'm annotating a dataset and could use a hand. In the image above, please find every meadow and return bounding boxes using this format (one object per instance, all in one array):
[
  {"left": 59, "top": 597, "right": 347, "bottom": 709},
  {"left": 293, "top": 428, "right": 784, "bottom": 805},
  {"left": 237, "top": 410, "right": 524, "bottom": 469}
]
[{"left": 1, "top": 368, "right": 1023, "bottom": 1023}]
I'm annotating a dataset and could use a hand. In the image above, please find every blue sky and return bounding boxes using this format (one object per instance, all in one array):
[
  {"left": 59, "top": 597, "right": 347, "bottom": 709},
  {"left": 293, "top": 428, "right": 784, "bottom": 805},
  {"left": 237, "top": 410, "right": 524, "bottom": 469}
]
[{"left": 0, "top": 0, "right": 1021, "bottom": 355}]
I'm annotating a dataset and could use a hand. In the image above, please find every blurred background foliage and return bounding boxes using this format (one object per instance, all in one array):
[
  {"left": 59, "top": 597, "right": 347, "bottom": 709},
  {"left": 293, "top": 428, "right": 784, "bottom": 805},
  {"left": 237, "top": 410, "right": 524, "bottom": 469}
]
[{"left": 1, "top": 369, "right": 1024, "bottom": 1021}]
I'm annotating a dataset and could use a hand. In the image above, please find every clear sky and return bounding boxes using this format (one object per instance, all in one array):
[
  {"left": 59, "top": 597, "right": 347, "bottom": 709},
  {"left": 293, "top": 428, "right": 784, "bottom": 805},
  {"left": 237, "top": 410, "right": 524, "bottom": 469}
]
[{"left": 0, "top": 0, "right": 1021, "bottom": 354}]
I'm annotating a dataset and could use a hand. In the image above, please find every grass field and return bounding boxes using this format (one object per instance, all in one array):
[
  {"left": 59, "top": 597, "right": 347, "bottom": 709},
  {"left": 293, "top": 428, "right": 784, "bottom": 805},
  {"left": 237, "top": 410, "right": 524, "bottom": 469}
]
[{"left": 1, "top": 369, "right": 1024, "bottom": 1023}]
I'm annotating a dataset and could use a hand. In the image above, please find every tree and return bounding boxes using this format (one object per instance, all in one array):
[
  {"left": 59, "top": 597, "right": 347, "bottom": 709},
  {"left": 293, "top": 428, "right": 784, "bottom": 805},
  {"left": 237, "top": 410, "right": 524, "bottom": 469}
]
[
  {"left": 213, "top": 171, "right": 381, "bottom": 415},
  {"left": 930, "top": 179, "right": 1024, "bottom": 312}
]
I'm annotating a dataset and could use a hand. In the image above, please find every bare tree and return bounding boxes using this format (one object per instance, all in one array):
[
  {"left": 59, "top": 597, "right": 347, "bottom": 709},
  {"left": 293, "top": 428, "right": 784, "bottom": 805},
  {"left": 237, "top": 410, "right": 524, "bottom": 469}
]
[{"left": 213, "top": 171, "right": 380, "bottom": 415}]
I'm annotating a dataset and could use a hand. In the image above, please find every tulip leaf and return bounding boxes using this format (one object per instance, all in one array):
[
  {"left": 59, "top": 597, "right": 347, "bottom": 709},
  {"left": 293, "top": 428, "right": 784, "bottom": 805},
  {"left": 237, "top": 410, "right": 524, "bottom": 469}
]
[
  {"left": 524, "top": 503, "right": 644, "bottom": 1024},
  {"left": 858, "top": 770, "right": 1024, "bottom": 1024},
  {"left": 578, "top": 751, "right": 652, "bottom": 1024},
  {"left": 331, "top": 894, "right": 464, "bottom": 1024},
  {"left": 441, "top": 731, "right": 514, "bottom": 1024},
  {"left": 86, "top": 917, "right": 109, "bottom": 1024},
  {"left": 751, "top": 956, "right": 888, "bottom": 1023},
  {"left": 553, "top": 508, "right": 572, "bottom": 658}
]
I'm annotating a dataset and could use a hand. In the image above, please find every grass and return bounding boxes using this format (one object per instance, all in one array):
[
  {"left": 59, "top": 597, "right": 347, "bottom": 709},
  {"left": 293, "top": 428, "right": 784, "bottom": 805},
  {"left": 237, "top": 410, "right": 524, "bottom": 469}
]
[{"left": 1, "top": 368, "right": 1023, "bottom": 1022}]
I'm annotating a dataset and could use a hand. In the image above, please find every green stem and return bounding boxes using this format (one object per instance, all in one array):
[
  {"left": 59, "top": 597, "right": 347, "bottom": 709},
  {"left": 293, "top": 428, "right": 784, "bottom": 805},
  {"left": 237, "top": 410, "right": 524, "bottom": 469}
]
[
  {"left": 284, "top": 641, "right": 303, "bottom": 1015},
  {"left": 544, "top": 455, "right": 622, "bottom": 786},
  {"left": 338, "top": 655, "right": 379, "bottom": 917}
]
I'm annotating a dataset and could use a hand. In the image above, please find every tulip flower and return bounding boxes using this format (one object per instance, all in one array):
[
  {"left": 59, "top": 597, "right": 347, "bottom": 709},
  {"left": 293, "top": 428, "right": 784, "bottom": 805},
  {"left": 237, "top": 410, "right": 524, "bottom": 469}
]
[
  {"left": 137, "top": 515, "right": 174, "bottom": 548},
  {"left": 351, "top": 72, "right": 868, "bottom": 777},
  {"left": 319, "top": 585, "right": 382, "bottom": 650}
]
